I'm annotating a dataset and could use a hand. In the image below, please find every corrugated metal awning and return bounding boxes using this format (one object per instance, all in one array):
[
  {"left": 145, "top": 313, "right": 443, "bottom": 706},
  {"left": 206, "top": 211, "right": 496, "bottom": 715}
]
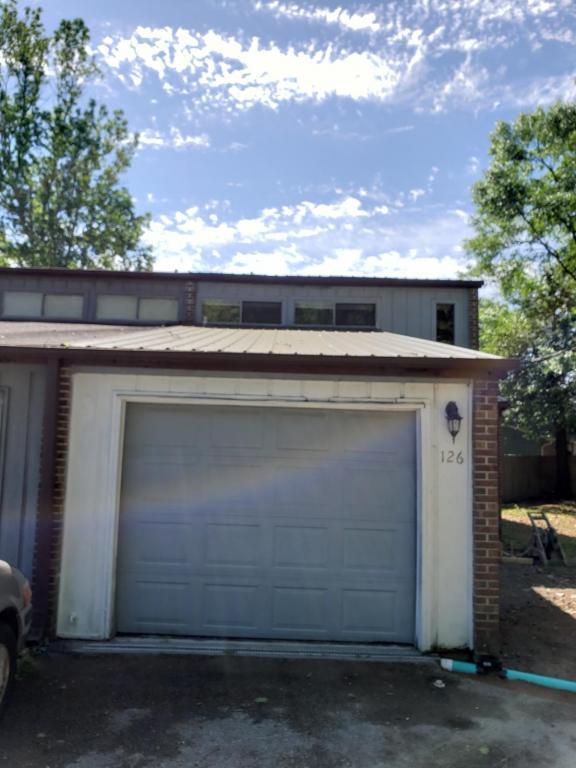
[{"left": 0, "top": 322, "right": 500, "bottom": 360}]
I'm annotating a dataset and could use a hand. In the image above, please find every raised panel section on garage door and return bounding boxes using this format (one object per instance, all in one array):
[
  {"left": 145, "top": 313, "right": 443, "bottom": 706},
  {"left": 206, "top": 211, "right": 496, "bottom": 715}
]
[{"left": 115, "top": 403, "right": 417, "bottom": 643}]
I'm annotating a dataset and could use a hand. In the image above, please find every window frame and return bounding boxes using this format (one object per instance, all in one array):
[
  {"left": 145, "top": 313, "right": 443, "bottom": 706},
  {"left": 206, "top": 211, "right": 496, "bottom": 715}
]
[
  {"left": 293, "top": 300, "right": 335, "bottom": 327},
  {"left": 292, "top": 299, "right": 378, "bottom": 329},
  {"left": 201, "top": 299, "right": 242, "bottom": 325},
  {"left": 436, "top": 302, "right": 456, "bottom": 345},
  {"left": 201, "top": 299, "right": 285, "bottom": 327},
  {"left": 96, "top": 294, "right": 139, "bottom": 322},
  {"left": 334, "top": 301, "right": 377, "bottom": 328},
  {"left": 43, "top": 293, "right": 85, "bottom": 320},
  {"left": 2, "top": 291, "right": 44, "bottom": 319},
  {"left": 241, "top": 300, "right": 283, "bottom": 326},
  {"left": 95, "top": 294, "right": 181, "bottom": 324},
  {"left": 1, "top": 291, "right": 85, "bottom": 321},
  {"left": 137, "top": 296, "right": 179, "bottom": 323}
]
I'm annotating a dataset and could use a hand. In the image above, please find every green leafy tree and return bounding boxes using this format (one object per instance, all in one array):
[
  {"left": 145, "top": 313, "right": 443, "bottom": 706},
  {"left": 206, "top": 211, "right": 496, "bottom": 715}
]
[
  {"left": 0, "top": 1, "right": 152, "bottom": 269},
  {"left": 467, "top": 102, "right": 576, "bottom": 295},
  {"left": 480, "top": 297, "right": 576, "bottom": 498},
  {"left": 468, "top": 103, "right": 576, "bottom": 498},
  {"left": 479, "top": 299, "right": 531, "bottom": 357}
]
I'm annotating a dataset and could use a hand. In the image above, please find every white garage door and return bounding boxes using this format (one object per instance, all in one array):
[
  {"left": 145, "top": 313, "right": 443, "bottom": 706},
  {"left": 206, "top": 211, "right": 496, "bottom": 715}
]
[{"left": 115, "top": 403, "right": 417, "bottom": 643}]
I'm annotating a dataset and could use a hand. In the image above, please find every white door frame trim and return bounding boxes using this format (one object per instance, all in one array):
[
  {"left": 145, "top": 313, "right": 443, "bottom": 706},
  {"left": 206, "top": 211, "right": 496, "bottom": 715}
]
[{"left": 57, "top": 373, "right": 473, "bottom": 652}]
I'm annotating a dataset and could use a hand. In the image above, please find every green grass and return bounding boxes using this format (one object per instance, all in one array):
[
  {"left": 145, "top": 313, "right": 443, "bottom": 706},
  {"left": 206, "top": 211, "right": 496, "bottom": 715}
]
[{"left": 501, "top": 501, "right": 576, "bottom": 562}]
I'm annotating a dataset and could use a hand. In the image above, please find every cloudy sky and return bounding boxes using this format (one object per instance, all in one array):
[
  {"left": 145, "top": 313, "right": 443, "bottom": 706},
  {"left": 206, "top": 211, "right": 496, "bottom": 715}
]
[{"left": 42, "top": 0, "right": 575, "bottom": 277}]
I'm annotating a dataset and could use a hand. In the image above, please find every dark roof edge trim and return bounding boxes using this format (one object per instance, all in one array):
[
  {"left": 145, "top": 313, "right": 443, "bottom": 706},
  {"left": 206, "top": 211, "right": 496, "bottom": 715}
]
[
  {"left": 0, "top": 267, "right": 483, "bottom": 289},
  {"left": 0, "top": 346, "right": 517, "bottom": 379}
]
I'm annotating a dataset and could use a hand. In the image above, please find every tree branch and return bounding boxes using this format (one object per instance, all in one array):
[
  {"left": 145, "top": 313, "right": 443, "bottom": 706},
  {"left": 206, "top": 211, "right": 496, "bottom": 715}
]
[{"left": 518, "top": 211, "right": 576, "bottom": 282}]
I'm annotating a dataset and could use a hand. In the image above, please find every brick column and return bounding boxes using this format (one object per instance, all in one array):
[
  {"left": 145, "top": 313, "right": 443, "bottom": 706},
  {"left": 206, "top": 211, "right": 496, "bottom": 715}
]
[
  {"left": 473, "top": 378, "right": 500, "bottom": 653},
  {"left": 469, "top": 288, "right": 480, "bottom": 350},
  {"left": 183, "top": 279, "right": 197, "bottom": 325},
  {"left": 44, "top": 367, "right": 72, "bottom": 637}
]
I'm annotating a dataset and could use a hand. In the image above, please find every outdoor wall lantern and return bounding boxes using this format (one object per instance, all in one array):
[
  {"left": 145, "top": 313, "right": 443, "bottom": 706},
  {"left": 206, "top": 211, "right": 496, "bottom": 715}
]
[{"left": 445, "top": 401, "right": 463, "bottom": 443}]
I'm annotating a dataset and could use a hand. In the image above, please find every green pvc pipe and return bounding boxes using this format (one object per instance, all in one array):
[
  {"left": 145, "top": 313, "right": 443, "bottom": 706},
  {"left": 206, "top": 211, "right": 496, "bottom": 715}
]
[
  {"left": 441, "top": 659, "right": 477, "bottom": 675},
  {"left": 441, "top": 659, "right": 576, "bottom": 694},
  {"left": 505, "top": 669, "right": 576, "bottom": 693}
]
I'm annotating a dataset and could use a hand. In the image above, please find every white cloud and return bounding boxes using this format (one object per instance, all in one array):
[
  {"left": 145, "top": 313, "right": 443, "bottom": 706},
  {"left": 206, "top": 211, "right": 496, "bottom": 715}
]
[
  {"left": 145, "top": 195, "right": 370, "bottom": 259},
  {"left": 299, "top": 249, "right": 465, "bottom": 280},
  {"left": 224, "top": 244, "right": 305, "bottom": 275},
  {"left": 383, "top": 124, "right": 415, "bottom": 135},
  {"left": 145, "top": 191, "right": 472, "bottom": 278},
  {"left": 98, "top": 27, "right": 403, "bottom": 111},
  {"left": 466, "top": 156, "right": 480, "bottom": 175},
  {"left": 139, "top": 127, "right": 211, "bottom": 149},
  {"left": 498, "top": 73, "right": 576, "bottom": 108},
  {"left": 429, "top": 55, "right": 491, "bottom": 113},
  {"left": 254, "top": 2, "right": 382, "bottom": 33},
  {"left": 95, "top": 0, "right": 575, "bottom": 115}
]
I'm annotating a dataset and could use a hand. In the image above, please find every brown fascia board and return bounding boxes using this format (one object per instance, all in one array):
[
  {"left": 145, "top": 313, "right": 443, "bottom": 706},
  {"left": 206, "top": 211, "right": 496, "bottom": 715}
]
[
  {"left": 0, "top": 266, "right": 484, "bottom": 290},
  {"left": 0, "top": 345, "right": 517, "bottom": 379}
]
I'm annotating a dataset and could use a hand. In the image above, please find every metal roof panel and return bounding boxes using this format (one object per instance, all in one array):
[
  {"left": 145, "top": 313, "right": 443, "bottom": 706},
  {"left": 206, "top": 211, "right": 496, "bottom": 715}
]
[{"left": 0, "top": 322, "right": 502, "bottom": 360}]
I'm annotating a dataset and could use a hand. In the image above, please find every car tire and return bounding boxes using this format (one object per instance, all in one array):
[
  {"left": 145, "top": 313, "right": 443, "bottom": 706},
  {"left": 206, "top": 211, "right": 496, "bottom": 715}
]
[{"left": 0, "top": 623, "right": 16, "bottom": 719}]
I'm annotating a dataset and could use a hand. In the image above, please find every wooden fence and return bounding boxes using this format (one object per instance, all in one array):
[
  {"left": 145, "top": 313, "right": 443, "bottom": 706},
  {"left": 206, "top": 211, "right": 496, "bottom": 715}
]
[{"left": 502, "top": 455, "right": 576, "bottom": 503}]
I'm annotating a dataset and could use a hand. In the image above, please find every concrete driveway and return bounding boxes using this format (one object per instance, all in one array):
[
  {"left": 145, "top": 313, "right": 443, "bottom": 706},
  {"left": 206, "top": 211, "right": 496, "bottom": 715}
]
[{"left": 1, "top": 653, "right": 575, "bottom": 767}]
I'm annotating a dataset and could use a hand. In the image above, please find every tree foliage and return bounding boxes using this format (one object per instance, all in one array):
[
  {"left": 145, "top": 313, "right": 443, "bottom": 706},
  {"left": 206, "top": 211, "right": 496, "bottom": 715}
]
[
  {"left": 479, "top": 299, "right": 531, "bottom": 357},
  {"left": 469, "top": 103, "right": 576, "bottom": 497},
  {"left": 466, "top": 102, "right": 576, "bottom": 297},
  {"left": 0, "top": 1, "right": 152, "bottom": 269},
  {"left": 482, "top": 300, "right": 576, "bottom": 439}
]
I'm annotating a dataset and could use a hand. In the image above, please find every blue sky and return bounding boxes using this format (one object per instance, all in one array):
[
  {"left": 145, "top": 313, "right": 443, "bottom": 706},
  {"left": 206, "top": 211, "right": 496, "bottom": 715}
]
[{"left": 41, "top": 0, "right": 575, "bottom": 277}]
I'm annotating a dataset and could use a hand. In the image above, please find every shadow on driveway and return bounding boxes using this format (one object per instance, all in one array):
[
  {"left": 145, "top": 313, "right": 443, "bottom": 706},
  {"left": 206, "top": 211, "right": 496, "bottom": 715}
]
[{"left": 1, "top": 653, "right": 576, "bottom": 767}]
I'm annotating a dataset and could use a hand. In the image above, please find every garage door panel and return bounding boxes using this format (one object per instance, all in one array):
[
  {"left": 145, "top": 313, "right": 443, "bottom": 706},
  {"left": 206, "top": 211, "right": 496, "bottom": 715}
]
[
  {"left": 205, "top": 523, "right": 263, "bottom": 567},
  {"left": 116, "top": 404, "right": 417, "bottom": 643},
  {"left": 211, "top": 410, "right": 266, "bottom": 448},
  {"left": 339, "top": 412, "right": 414, "bottom": 455},
  {"left": 274, "top": 465, "right": 330, "bottom": 506},
  {"left": 341, "top": 589, "right": 396, "bottom": 634},
  {"left": 119, "top": 522, "right": 190, "bottom": 566},
  {"left": 273, "top": 525, "right": 329, "bottom": 568},
  {"left": 272, "top": 587, "right": 329, "bottom": 631},
  {"left": 338, "top": 467, "right": 409, "bottom": 508},
  {"left": 124, "top": 406, "right": 211, "bottom": 447},
  {"left": 122, "top": 579, "right": 191, "bottom": 631},
  {"left": 203, "top": 584, "right": 261, "bottom": 630},
  {"left": 198, "top": 465, "right": 276, "bottom": 508},
  {"left": 343, "top": 528, "right": 395, "bottom": 571},
  {"left": 276, "top": 412, "right": 334, "bottom": 451},
  {"left": 123, "top": 460, "right": 197, "bottom": 504},
  {"left": 341, "top": 524, "right": 415, "bottom": 576}
]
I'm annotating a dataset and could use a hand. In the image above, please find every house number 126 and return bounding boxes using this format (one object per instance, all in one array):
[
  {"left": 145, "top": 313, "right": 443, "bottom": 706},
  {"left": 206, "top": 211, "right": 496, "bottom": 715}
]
[{"left": 441, "top": 450, "right": 464, "bottom": 464}]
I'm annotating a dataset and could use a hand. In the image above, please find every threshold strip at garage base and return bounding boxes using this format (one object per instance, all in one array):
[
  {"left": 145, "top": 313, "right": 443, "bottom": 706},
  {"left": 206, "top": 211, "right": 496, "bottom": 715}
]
[{"left": 51, "top": 636, "right": 431, "bottom": 663}]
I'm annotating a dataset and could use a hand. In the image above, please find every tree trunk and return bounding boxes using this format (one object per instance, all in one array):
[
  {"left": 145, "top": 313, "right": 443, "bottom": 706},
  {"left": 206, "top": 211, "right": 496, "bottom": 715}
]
[{"left": 554, "top": 426, "right": 572, "bottom": 499}]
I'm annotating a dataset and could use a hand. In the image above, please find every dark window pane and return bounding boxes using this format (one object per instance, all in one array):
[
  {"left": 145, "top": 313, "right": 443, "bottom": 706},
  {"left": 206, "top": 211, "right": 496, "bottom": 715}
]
[
  {"left": 294, "top": 303, "right": 334, "bottom": 326},
  {"left": 242, "top": 301, "right": 282, "bottom": 324},
  {"left": 436, "top": 303, "right": 455, "bottom": 344},
  {"left": 335, "top": 303, "right": 376, "bottom": 327},
  {"left": 202, "top": 300, "right": 240, "bottom": 324}
]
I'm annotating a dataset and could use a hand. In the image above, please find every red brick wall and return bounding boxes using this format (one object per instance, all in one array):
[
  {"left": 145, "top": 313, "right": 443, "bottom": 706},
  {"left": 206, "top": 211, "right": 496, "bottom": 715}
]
[
  {"left": 183, "top": 280, "right": 197, "bottom": 324},
  {"left": 39, "top": 365, "right": 72, "bottom": 635},
  {"left": 469, "top": 288, "right": 480, "bottom": 350},
  {"left": 473, "top": 378, "right": 501, "bottom": 653}
]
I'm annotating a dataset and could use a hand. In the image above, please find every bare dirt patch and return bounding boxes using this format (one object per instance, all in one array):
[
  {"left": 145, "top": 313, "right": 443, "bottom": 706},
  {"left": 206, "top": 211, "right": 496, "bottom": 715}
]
[{"left": 500, "top": 501, "right": 576, "bottom": 679}]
